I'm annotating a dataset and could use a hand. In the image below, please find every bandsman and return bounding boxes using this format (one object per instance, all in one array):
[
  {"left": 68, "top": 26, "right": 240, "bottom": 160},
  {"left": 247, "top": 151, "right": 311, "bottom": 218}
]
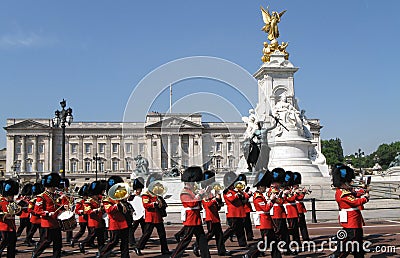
[
  {"left": 292, "top": 172, "right": 310, "bottom": 241},
  {"left": 25, "top": 183, "right": 45, "bottom": 247},
  {"left": 71, "top": 183, "right": 91, "bottom": 248},
  {"left": 16, "top": 183, "right": 32, "bottom": 239}
]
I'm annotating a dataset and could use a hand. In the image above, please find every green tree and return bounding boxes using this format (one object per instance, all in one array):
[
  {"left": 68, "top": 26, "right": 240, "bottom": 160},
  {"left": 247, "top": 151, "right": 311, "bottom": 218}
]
[
  {"left": 372, "top": 142, "right": 400, "bottom": 170},
  {"left": 321, "top": 138, "right": 344, "bottom": 166}
]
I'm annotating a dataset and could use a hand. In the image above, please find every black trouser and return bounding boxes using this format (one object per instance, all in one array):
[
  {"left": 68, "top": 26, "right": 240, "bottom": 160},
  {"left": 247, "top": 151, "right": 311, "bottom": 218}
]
[
  {"left": 0, "top": 231, "right": 16, "bottom": 258},
  {"left": 205, "top": 221, "right": 226, "bottom": 255},
  {"left": 223, "top": 217, "right": 247, "bottom": 247},
  {"left": 333, "top": 228, "right": 365, "bottom": 258},
  {"left": 32, "top": 227, "right": 62, "bottom": 258},
  {"left": 137, "top": 222, "right": 169, "bottom": 253},
  {"left": 272, "top": 218, "right": 289, "bottom": 251},
  {"left": 129, "top": 217, "right": 145, "bottom": 245},
  {"left": 65, "top": 230, "right": 72, "bottom": 242},
  {"left": 171, "top": 225, "right": 210, "bottom": 258},
  {"left": 244, "top": 212, "right": 254, "bottom": 240},
  {"left": 72, "top": 222, "right": 87, "bottom": 244},
  {"left": 244, "top": 229, "right": 282, "bottom": 258},
  {"left": 81, "top": 227, "right": 105, "bottom": 251},
  {"left": 26, "top": 223, "right": 44, "bottom": 243},
  {"left": 99, "top": 228, "right": 129, "bottom": 258},
  {"left": 174, "top": 225, "right": 186, "bottom": 241},
  {"left": 16, "top": 217, "right": 31, "bottom": 237},
  {"left": 287, "top": 217, "right": 301, "bottom": 250},
  {"left": 298, "top": 213, "right": 310, "bottom": 240}
]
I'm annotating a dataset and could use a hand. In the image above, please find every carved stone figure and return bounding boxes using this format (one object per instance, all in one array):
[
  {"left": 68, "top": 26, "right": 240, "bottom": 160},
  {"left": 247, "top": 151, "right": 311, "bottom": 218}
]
[
  {"left": 134, "top": 154, "right": 149, "bottom": 175},
  {"left": 389, "top": 152, "right": 400, "bottom": 168},
  {"left": 272, "top": 94, "right": 303, "bottom": 137}
]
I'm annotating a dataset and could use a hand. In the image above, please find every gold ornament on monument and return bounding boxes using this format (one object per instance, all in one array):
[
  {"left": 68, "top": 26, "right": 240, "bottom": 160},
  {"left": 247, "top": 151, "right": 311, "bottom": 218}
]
[{"left": 260, "top": 6, "right": 289, "bottom": 63}]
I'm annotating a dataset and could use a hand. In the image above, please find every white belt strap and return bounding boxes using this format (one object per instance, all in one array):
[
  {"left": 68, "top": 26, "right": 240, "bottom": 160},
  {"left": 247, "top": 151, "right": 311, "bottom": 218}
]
[
  {"left": 341, "top": 208, "right": 359, "bottom": 211},
  {"left": 183, "top": 206, "right": 201, "bottom": 210}
]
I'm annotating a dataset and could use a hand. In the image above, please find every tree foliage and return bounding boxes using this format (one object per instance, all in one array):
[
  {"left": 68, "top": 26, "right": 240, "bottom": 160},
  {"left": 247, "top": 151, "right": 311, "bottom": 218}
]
[{"left": 321, "top": 138, "right": 344, "bottom": 166}]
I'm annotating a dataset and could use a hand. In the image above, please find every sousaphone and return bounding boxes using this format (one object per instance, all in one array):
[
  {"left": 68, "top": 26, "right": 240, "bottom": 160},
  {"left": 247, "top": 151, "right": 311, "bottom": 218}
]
[{"left": 108, "top": 183, "right": 131, "bottom": 201}]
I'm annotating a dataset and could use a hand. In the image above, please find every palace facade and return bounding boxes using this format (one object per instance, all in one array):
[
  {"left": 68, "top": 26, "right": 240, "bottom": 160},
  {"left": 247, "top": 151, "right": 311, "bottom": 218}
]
[{"left": 4, "top": 113, "right": 322, "bottom": 176}]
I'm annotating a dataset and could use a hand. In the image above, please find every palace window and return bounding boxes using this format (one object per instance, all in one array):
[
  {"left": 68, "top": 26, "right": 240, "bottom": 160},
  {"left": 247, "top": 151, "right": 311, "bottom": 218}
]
[
  {"left": 37, "top": 161, "right": 44, "bottom": 172},
  {"left": 112, "top": 161, "right": 119, "bottom": 171},
  {"left": 126, "top": 161, "right": 132, "bottom": 171},
  {"left": 216, "top": 142, "right": 222, "bottom": 152},
  {"left": 71, "top": 143, "right": 78, "bottom": 154},
  {"left": 227, "top": 142, "right": 233, "bottom": 152},
  {"left": 112, "top": 143, "right": 119, "bottom": 153},
  {"left": 38, "top": 144, "right": 45, "bottom": 154},
  {"left": 26, "top": 161, "right": 33, "bottom": 172},
  {"left": 216, "top": 159, "right": 222, "bottom": 169},
  {"left": 85, "top": 143, "right": 91, "bottom": 154},
  {"left": 27, "top": 144, "right": 33, "bottom": 154},
  {"left": 228, "top": 158, "right": 233, "bottom": 168},
  {"left": 99, "top": 162, "right": 104, "bottom": 172},
  {"left": 85, "top": 161, "right": 91, "bottom": 172},
  {"left": 98, "top": 143, "right": 106, "bottom": 154},
  {"left": 125, "top": 143, "right": 132, "bottom": 153},
  {"left": 139, "top": 143, "right": 145, "bottom": 153},
  {"left": 71, "top": 160, "right": 77, "bottom": 172}
]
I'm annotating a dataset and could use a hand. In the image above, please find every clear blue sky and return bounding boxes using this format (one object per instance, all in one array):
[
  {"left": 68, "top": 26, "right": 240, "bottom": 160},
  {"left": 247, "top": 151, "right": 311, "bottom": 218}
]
[{"left": 1, "top": 0, "right": 399, "bottom": 155}]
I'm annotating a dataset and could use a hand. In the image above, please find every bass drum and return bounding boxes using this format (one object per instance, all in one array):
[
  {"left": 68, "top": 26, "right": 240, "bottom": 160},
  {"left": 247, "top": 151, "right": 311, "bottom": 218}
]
[
  {"left": 57, "top": 211, "right": 77, "bottom": 231},
  {"left": 129, "top": 196, "right": 145, "bottom": 221}
]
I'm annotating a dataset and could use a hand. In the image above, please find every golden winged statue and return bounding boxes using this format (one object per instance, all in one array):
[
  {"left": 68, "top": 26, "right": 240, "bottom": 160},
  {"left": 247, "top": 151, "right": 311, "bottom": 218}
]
[{"left": 261, "top": 6, "right": 287, "bottom": 41}]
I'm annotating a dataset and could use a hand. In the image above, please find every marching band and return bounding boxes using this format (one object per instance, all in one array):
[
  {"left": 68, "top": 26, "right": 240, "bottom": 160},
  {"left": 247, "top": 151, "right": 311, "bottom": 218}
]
[{"left": 0, "top": 163, "right": 373, "bottom": 257}]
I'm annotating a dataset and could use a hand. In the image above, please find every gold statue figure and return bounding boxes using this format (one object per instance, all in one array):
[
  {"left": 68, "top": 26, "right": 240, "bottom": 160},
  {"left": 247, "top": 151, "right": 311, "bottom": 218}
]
[{"left": 261, "top": 6, "right": 286, "bottom": 41}]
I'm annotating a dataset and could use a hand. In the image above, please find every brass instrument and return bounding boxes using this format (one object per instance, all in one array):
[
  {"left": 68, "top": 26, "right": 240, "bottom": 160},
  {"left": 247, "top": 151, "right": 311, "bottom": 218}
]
[
  {"left": 147, "top": 180, "right": 168, "bottom": 217},
  {"left": 234, "top": 181, "right": 246, "bottom": 191},
  {"left": 211, "top": 182, "right": 224, "bottom": 192},
  {"left": 7, "top": 201, "right": 22, "bottom": 216},
  {"left": 108, "top": 183, "right": 131, "bottom": 201}
]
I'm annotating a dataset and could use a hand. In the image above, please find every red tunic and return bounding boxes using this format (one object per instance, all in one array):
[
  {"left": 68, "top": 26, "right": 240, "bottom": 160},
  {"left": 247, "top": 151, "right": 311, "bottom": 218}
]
[
  {"left": 180, "top": 188, "right": 202, "bottom": 226},
  {"left": 243, "top": 192, "right": 253, "bottom": 213},
  {"left": 283, "top": 194, "right": 298, "bottom": 219},
  {"left": 267, "top": 189, "right": 286, "bottom": 219},
  {"left": 252, "top": 191, "right": 273, "bottom": 229},
  {"left": 0, "top": 197, "right": 16, "bottom": 231},
  {"left": 295, "top": 193, "right": 307, "bottom": 214},
  {"left": 103, "top": 197, "right": 128, "bottom": 231},
  {"left": 142, "top": 192, "right": 163, "bottom": 224},
  {"left": 28, "top": 197, "right": 41, "bottom": 224},
  {"left": 34, "top": 191, "right": 63, "bottom": 228},
  {"left": 335, "top": 188, "right": 368, "bottom": 228},
  {"left": 75, "top": 199, "right": 88, "bottom": 223},
  {"left": 202, "top": 197, "right": 221, "bottom": 223},
  {"left": 84, "top": 197, "right": 105, "bottom": 228},
  {"left": 223, "top": 189, "right": 246, "bottom": 218}
]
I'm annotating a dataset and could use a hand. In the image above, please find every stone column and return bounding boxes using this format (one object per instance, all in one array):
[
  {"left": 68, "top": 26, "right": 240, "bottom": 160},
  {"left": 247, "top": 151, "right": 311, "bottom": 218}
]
[
  {"left": 33, "top": 136, "right": 38, "bottom": 171},
  {"left": 197, "top": 134, "right": 203, "bottom": 167},
  {"left": 106, "top": 136, "right": 111, "bottom": 170},
  {"left": 78, "top": 136, "right": 84, "bottom": 172},
  {"left": 120, "top": 137, "right": 124, "bottom": 172},
  {"left": 167, "top": 135, "right": 172, "bottom": 169},
  {"left": 188, "top": 135, "right": 193, "bottom": 166},
  {"left": 6, "top": 135, "right": 15, "bottom": 173},
  {"left": 21, "top": 136, "right": 26, "bottom": 172},
  {"left": 48, "top": 134, "right": 53, "bottom": 173},
  {"left": 178, "top": 135, "right": 182, "bottom": 167}
]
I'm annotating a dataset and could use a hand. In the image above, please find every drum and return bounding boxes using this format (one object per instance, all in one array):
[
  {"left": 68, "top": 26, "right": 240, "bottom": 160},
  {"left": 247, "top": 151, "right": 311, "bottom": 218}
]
[{"left": 57, "top": 211, "right": 77, "bottom": 231}]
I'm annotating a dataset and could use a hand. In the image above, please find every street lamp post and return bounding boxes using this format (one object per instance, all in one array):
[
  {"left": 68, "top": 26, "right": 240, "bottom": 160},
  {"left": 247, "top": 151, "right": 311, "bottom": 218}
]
[
  {"left": 355, "top": 148, "right": 365, "bottom": 179},
  {"left": 52, "top": 99, "right": 73, "bottom": 178},
  {"left": 93, "top": 153, "right": 101, "bottom": 181}
]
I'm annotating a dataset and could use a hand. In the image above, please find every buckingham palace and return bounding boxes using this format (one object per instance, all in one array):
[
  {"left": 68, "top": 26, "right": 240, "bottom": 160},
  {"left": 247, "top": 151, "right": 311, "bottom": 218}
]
[{"left": 4, "top": 112, "right": 322, "bottom": 177}]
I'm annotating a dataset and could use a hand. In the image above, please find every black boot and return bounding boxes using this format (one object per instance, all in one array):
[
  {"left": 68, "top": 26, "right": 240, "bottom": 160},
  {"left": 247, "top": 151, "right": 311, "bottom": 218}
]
[
  {"left": 79, "top": 242, "right": 85, "bottom": 254},
  {"left": 193, "top": 244, "right": 200, "bottom": 257}
]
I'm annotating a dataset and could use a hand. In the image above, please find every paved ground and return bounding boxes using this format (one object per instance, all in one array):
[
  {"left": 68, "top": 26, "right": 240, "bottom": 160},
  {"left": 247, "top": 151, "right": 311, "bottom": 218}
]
[{"left": 12, "top": 219, "right": 400, "bottom": 257}]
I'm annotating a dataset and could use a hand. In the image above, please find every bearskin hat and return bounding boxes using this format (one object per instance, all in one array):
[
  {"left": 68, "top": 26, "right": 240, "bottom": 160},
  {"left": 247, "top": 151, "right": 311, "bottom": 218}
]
[
  {"left": 43, "top": 173, "right": 61, "bottom": 187},
  {"left": 332, "top": 165, "right": 355, "bottom": 187},
  {"left": 31, "top": 183, "right": 44, "bottom": 196},
  {"left": 2, "top": 179, "right": 20, "bottom": 197},
  {"left": 78, "top": 183, "right": 90, "bottom": 197},
  {"left": 21, "top": 183, "right": 33, "bottom": 196},
  {"left": 236, "top": 173, "right": 247, "bottom": 185},
  {"left": 132, "top": 177, "right": 145, "bottom": 190},
  {"left": 293, "top": 172, "right": 302, "bottom": 185},
  {"left": 271, "top": 167, "right": 286, "bottom": 184},
  {"left": 223, "top": 171, "right": 238, "bottom": 189},
  {"left": 107, "top": 175, "right": 124, "bottom": 191},
  {"left": 88, "top": 181, "right": 106, "bottom": 196},
  {"left": 282, "top": 171, "right": 294, "bottom": 187},
  {"left": 253, "top": 170, "right": 272, "bottom": 187},
  {"left": 181, "top": 166, "right": 203, "bottom": 183},
  {"left": 0, "top": 180, "right": 5, "bottom": 196},
  {"left": 146, "top": 173, "right": 163, "bottom": 187},
  {"left": 201, "top": 170, "right": 216, "bottom": 188}
]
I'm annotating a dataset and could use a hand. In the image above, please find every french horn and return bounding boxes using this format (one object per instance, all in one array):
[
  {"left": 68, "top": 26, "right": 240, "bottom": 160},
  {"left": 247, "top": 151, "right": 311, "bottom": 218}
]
[
  {"left": 148, "top": 180, "right": 167, "bottom": 196},
  {"left": 234, "top": 181, "right": 246, "bottom": 191},
  {"left": 7, "top": 201, "right": 22, "bottom": 216},
  {"left": 108, "top": 183, "right": 131, "bottom": 201}
]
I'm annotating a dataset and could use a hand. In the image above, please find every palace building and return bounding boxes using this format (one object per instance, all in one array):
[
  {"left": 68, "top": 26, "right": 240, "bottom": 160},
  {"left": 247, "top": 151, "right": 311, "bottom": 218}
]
[{"left": 4, "top": 112, "right": 322, "bottom": 177}]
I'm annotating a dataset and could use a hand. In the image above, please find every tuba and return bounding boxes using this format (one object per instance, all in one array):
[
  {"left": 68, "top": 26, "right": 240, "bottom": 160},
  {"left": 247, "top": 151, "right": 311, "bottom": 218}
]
[
  {"left": 108, "top": 183, "right": 131, "bottom": 201},
  {"left": 148, "top": 180, "right": 168, "bottom": 217}
]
